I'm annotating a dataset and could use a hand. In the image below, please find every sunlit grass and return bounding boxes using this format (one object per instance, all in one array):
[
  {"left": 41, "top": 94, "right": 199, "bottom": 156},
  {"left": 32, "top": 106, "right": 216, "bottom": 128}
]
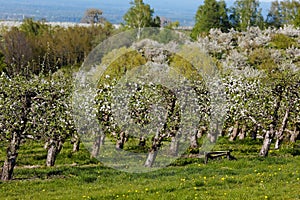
[{"left": 0, "top": 138, "right": 299, "bottom": 199}]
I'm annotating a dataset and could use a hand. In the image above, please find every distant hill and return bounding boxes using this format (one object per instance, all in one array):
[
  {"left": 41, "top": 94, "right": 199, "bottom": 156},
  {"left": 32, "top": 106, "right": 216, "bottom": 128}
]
[{"left": 0, "top": 0, "right": 272, "bottom": 26}]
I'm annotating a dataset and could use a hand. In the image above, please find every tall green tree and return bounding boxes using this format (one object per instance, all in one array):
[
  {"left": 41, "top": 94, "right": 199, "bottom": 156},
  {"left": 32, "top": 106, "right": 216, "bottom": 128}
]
[
  {"left": 123, "top": 0, "right": 160, "bottom": 38},
  {"left": 230, "top": 0, "right": 264, "bottom": 31},
  {"left": 191, "top": 0, "right": 230, "bottom": 40},
  {"left": 266, "top": 0, "right": 300, "bottom": 28},
  {"left": 266, "top": 0, "right": 283, "bottom": 28}
]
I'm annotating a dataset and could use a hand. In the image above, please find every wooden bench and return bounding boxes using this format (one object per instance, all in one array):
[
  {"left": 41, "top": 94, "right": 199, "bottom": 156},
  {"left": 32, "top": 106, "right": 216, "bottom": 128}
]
[{"left": 202, "top": 151, "right": 236, "bottom": 164}]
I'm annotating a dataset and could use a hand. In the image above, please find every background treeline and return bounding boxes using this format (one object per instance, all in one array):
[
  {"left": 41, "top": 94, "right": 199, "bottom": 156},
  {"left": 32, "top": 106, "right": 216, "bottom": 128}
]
[
  {"left": 0, "top": 18, "right": 113, "bottom": 77},
  {"left": 191, "top": 0, "right": 300, "bottom": 39}
]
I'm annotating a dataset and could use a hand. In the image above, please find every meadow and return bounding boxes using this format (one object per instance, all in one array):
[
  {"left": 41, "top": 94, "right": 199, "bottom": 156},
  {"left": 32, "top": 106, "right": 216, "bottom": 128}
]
[{"left": 1, "top": 138, "right": 299, "bottom": 200}]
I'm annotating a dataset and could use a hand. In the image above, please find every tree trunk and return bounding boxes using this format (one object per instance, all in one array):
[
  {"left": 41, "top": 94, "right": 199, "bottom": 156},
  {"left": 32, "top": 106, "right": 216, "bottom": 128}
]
[
  {"left": 290, "top": 126, "right": 300, "bottom": 143},
  {"left": 169, "top": 136, "right": 179, "bottom": 156},
  {"left": 229, "top": 121, "right": 239, "bottom": 141},
  {"left": 220, "top": 129, "right": 226, "bottom": 137},
  {"left": 274, "top": 105, "right": 290, "bottom": 149},
  {"left": 46, "top": 139, "right": 64, "bottom": 167},
  {"left": 116, "top": 131, "right": 126, "bottom": 150},
  {"left": 190, "top": 130, "right": 199, "bottom": 149},
  {"left": 139, "top": 136, "right": 146, "bottom": 147},
  {"left": 72, "top": 139, "right": 80, "bottom": 153},
  {"left": 239, "top": 124, "right": 247, "bottom": 140},
  {"left": 44, "top": 140, "right": 49, "bottom": 149},
  {"left": 46, "top": 142, "right": 57, "bottom": 167},
  {"left": 144, "top": 130, "right": 164, "bottom": 167},
  {"left": 1, "top": 132, "right": 21, "bottom": 181},
  {"left": 91, "top": 135, "right": 105, "bottom": 158},
  {"left": 144, "top": 89, "right": 176, "bottom": 167},
  {"left": 251, "top": 124, "right": 258, "bottom": 140},
  {"left": 259, "top": 90, "right": 282, "bottom": 157},
  {"left": 71, "top": 134, "right": 80, "bottom": 152},
  {"left": 100, "top": 134, "right": 105, "bottom": 145},
  {"left": 208, "top": 131, "right": 218, "bottom": 143},
  {"left": 207, "top": 121, "right": 220, "bottom": 143},
  {"left": 259, "top": 124, "right": 275, "bottom": 157},
  {"left": 197, "top": 126, "right": 206, "bottom": 138},
  {"left": 144, "top": 149, "right": 158, "bottom": 167}
]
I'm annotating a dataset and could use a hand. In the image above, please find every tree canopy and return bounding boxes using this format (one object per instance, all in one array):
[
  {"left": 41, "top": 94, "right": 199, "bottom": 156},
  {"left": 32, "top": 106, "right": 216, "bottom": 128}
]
[
  {"left": 81, "top": 8, "right": 105, "bottom": 24},
  {"left": 230, "top": 0, "right": 264, "bottom": 31},
  {"left": 191, "top": 0, "right": 230, "bottom": 39},
  {"left": 266, "top": 0, "right": 300, "bottom": 28},
  {"left": 123, "top": 0, "right": 160, "bottom": 30}
]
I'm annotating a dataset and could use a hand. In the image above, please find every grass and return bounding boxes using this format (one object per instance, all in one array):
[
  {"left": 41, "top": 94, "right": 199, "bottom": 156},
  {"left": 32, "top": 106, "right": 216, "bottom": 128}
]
[{"left": 0, "top": 138, "right": 300, "bottom": 200}]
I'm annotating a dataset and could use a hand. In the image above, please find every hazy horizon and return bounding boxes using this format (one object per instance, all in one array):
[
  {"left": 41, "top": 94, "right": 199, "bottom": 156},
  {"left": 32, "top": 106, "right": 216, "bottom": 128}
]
[{"left": 0, "top": 0, "right": 274, "bottom": 26}]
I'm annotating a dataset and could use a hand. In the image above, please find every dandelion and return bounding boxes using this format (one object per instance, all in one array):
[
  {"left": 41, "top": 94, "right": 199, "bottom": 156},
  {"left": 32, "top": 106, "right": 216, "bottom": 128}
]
[
  {"left": 221, "top": 177, "right": 225, "bottom": 181},
  {"left": 203, "top": 176, "right": 207, "bottom": 180},
  {"left": 265, "top": 196, "right": 268, "bottom": 199}
]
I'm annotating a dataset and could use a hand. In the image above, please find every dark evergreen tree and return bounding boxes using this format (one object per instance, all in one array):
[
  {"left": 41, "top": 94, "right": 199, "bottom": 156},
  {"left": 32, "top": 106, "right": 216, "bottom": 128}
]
[{"left": 191, "top": 0, "right": 230, "bottom": 40}]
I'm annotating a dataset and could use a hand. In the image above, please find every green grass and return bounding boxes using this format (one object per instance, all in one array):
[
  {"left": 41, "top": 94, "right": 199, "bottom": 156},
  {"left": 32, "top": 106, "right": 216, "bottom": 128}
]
[{"left": 0, "top": 138, "right": 300, "bottom": 200}]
